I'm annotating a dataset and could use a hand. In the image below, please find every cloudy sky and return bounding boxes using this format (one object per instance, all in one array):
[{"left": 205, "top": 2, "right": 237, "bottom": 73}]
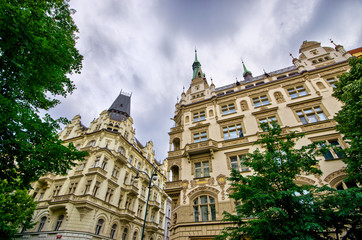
[{"left": 50, "top": 0, "right": 362, "bottom": 162}]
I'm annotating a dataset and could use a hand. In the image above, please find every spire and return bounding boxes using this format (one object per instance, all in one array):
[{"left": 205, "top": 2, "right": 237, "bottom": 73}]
[
  {"left": 241, "top": 59, "right": 253, "bottom": 81},
  {"left": 192, "top": 49, "right": 202, "bottom": 79},
  {"left": 108, "top": 90, "right": 131, "bottom": 122}
]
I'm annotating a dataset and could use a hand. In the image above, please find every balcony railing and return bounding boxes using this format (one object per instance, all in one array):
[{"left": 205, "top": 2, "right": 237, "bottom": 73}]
[
  {"left": 165, "top": 180, "right": 182, "bottom": 190},
  {"left": 185, "top": 139, "right": 219, "bottom": 155}
]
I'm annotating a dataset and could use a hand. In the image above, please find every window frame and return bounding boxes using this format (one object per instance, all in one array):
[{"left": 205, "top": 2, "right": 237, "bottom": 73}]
[
  {"left": 194, "top": 161, "right": 210, "bottom": 178},
  {"left": 222, "top": 123, "right": 244, "bottom": 140},
  {"left": 221, "top": 102, "right": 237, "bottom": 115},
  {"left": 286, "top": 85, "right": 309, "bottom": 99},
  {"left": 251, "top": 94, "right": 271, "bottom": 108},
  {"left": 296, "top": 106, "right": 328, "bottom": 124},
  {"left": 193, "top": 195, "right": 216, "bottom": 222},
  {"left": 193, "top": 131, "right": 208, "bottom": 143},
  {"left": 193, "top": 110, "right": 206, "bottom": 122}
]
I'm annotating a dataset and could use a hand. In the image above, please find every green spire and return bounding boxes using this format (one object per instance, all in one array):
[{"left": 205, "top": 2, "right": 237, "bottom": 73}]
[
  {"left": 242, "top": 60, "right": 252, "bottom": 77},
  {"left": 192, "top": 49, "right": 201, "bottom": 79}
]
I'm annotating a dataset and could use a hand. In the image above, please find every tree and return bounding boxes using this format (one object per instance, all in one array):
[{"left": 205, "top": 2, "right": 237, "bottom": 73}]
[
  {"left": 333, "top": 57, "right": 362, "bottom": 185},
  {"left": 0, "top": 0, "right": 87, "bottom": 238},
  {"left": 217, "top": 123, "right": 355, "bottom": 240}
]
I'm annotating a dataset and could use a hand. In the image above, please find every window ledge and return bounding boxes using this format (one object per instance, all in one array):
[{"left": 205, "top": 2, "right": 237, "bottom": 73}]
[
  {"left": 324, "top": 157, "right": 344, "bottom": 161},
  {"left": 289, "top": 94, "right": 311, "bottom": 100}
]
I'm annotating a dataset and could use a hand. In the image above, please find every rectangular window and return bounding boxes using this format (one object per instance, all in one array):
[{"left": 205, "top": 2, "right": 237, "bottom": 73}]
[
  {"left": 296, "top": 106, "right": 327, "bottom": 124},
  {"left": 319, "top": 139, "right": 344, "bottom": 160},
  {"left": 259, "top": 116, "right": 278, "bottom": 128},
  {"left": 94, "top": 157, "right": 100, "bottom": 167},
  {"left": 287, "top": 85, "right": 308, "bottom": 99},
  {"left": 193, "top": 111, "right": 206, "bottom": 122},
  {"left": 223, "top": 124, "right": 243, "bottom": 140},
  {"left": 327, "top": 78, "right": 337, "bottom": 88},
  {"left": 193, "top": 131, "right": 207, "bottom": 143},
  {"left": 100, "top": 159, "right": 107, "bottom": 170},
  {"left": 112, "top": 166, "right": 120, "bottom": 178},
  {"left": 194, "top": 161, "right": 210, "bottom": 178},
  {"left": 252, "top": 95, "right": 270, "bottom": 107},
  {"left": 221, "top": 103, "right": 236, "bottom": 115},
  {"left": 84, "top": 180, "right": 92, "bottom": 194},
  {"left": 68, "top": 183, "right": 77, "bottom": 194},
  {"left": 92, "top": 181, "right": 100, "bottom": 196},
  {"left": 52, "top": 185, "right": 62, "bottom": 197},
  {"left": 229, "top": 154, "right": 249, "bottom": 172}
]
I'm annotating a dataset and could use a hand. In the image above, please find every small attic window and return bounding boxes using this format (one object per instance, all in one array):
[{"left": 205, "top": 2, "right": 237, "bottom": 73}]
[
  {"left": 198, "top": 72, "right": 201, "bottom": 77},
  {"left": 277, "top": 75, "right": 287, "bottom": 80},
  {"left": 120, "top": 104, "right": 123, "bottom": 107},
  {"left": 255, "top": 81, "right": 264, "bottom": 86},
  {"left": 310, "top": 50, "right": 318, "bottom": 55},
  {"left": 289, "top": 72, "right": 298, "bottom": 77},
  {"left": 217, "top": 92, "right": 224, "bottom": 96},
  {"left": 245, "top": 84, "right": 254, "bottom": 89},
  {"left": 318, "top": 58, "right": 323, "bottom": 62},
  {"left": 226, "top": 90, "right": 234, "bottom": 94},
  {"left": 312, "top": 60, "right": 317, "bottom": 64},
  {"left": 325, "top": 56, "right": 330, "bottom": 60}
]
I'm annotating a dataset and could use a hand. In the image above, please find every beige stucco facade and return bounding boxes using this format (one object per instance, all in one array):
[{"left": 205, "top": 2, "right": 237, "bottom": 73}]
[
  {"left": 165, "top": 40, "right": 354, "bottom": 240},
  {"left": 18, "top": 92, "right": 170, "bottom": 240}
]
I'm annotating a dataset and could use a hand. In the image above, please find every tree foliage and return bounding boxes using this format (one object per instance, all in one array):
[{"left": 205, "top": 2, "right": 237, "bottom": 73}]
[
  {"left": 0, "top": 0, "right": 87, "bottom": 238},
  {"left": 217, "top": 123, "right": 361, "bottom": 240},
  {"left": 333, "top": 57, "right": 362, "bottom": 184}
]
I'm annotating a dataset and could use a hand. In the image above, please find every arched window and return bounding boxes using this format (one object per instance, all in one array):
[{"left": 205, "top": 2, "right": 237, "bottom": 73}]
[
  {"left": 37, "top": 216, "right": 46, "bottom": 231},
  {"left": 95, "top": 219, "right": 104, "bottom": 235},
  {"left": 110, "top": 224, "right": 117, "bottom": 238},
  {"left": 172, "top": 138, "right": 180, "bottom": 151},
  {"left": 132, "top": 231, "right": 138, "bottom": 240},
  {"left": 193, "top": 195, "right": 216, "bottom": 222},
  {"left": 118, "top": 146, "right": 125, "bottom": 155},
  {"left": 128, "top": 155, "right": 133, "bottom": 164},
  {"left": 336, "top": 180, "right": 358, "bottom": 190},
  {"left": 88, "top": 140, "right": 96, "bottom": 147},
  {"left": 170, "top": 165, "right": 179, "bottom": 181},
  {"left": 122, "top": 228, "right": 128, "bottom": 240},
  {"left": 54, "top": 215, "right": 64, "bottom": 231}
]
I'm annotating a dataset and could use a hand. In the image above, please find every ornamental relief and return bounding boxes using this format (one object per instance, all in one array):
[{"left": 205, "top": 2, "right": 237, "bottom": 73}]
[
  {"left": 187, "top": 185, "right": 220, "bottom": 199},
  {"left": 294, "top": 176, "right": 316, "bottom": 185},
  {"left": 182, "top": 180, "right": 189, "bottom": 204},
  {"left": 216, "top": 174, "right": 227, "bottom": 200},
  {"left": 324, "top": 169, "right": 346, "bottom": 184},
  {"left": 222, "top": 137, "right": 248, "bottom": 147},
  {"left": 190, "top": 177, "right": 215, "bottom": 189},
  {"left": 319, "top": 67, "right": 345, "bottom": 77},
  {"left": 301, "top": 121, "right": 335, "bottom": 132}
]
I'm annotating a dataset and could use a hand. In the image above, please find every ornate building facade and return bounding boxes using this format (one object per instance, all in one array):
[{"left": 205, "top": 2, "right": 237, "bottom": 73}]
[
  {"left": 19, "top": 92, "right": 169, "bottom": 240},
  {"left": 165, "top": 40, "right": 354, "bottom": 240}
]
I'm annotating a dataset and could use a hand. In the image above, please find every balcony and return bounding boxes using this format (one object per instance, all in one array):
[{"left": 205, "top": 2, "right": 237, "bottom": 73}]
[
  {"left": 88, "top": 167, "right": 107, "bottom": 176},
  {"left": 118, "top": 208, "right": 136, "bottom": 221},
  {"left": 148, "top": 199, "right": 160, "bottom": 210},
  {"left": 122, "top": 184, "right": 139, "bottom": 196},
  {"left": 168, "top": 149, "right": 184, "bottom": 158},
  {"left": 185, "top": 139, "right": 219, "bottom": 156},
  {"left": 51, "top": 194, "right": 75, "bottom": 202},
  {"left": 146, "top": 221, "right": 159, "bottom": 232},
  {"left": 169, "top": 126, "right": 183, "bottom": 133},
  {"left": 165, "top": 180, "right": 182, "bottom": 190}
]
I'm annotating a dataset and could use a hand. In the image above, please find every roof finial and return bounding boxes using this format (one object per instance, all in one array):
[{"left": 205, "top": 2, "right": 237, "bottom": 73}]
[
  {"left": 183, "top": 86, "right": 185, "bottom": 93},
  {"left": 263, "top": 69, "right": 270, "bottom": 77},
  {"left": 195, "top": 47, "right": 198, "bottom": 61},
  {"left": 289, "top": 52, "right": 295, "bottom": 59},
  {"left": 330, "top": 38, "right": 337, "bottom": 47},
  {"left": 210, "top": 77, "right": 213, "bottom": 84}
]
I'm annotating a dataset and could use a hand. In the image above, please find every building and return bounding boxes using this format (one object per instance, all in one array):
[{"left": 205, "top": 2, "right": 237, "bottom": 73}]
[
  {"left": 19, "top": 92, "right": 169, "bottom": 240},
  {"left": 164, "top": 40, "right": 354, "bottom": 240}
]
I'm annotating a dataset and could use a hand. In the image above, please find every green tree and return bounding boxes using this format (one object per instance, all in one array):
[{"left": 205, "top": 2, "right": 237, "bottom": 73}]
[
  {"left": 333, "top": 57, "right": 362, "bottom": 185},
  {"left": 0, "top": 0, "right": 87, "bottom": 238},
  {"left": 217, "top": 123, "right": 346, "bottom": 240}
]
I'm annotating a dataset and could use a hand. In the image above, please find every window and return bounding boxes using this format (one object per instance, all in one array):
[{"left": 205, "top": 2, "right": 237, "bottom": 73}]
[
  {"left": 118, "top": 194, "right": 124, "bottom": 208},
  {"left": 68, "top": 182, "right": 77, "bottom": 194},
  {"left": 112, "top": 166, "right": 120, "bottom": 178},
  {"left": 95, "top": 219, "right": 104, "bottom": 235},
  {"left": 327, "top": 77, "right": 337, "bottom": 88},
  {"left": 252, "top": 95, "right": 269, "bottom": 107},
  {"left": 229, "top": 154, "right": 249, "bottom": 172},
  {"left": 84, "top": 180, "right": 92, "bottom": 194},
  {"left": 193, "top": 131, "right": 207, "bottom": 143},
  {"left": 221, "top": 103, "right": 236, "bottom": 115},
  {"left": 122, "top": 228, "right": 128, "bottom": 240},
  {"left": 92, "top": 181, "right": 100, "bottom": 196},
  {"left": 287, "top": 85, "right": 308, "bottom": 99},
  {"left": 141, "top": 186, "right": 146, "bottom": 196},
  {"left": 52, "top": 185, "right": 62, "bottom": 197},
  {"left": 100, "top": 158, "right": 108, "bottom": 170},
  {"left": 194, "top": 161, "right": 210, "bottom": 178},
  {"left": 94, "top": 157, "right": 100, "bottom": 168},
  {"left": 319, "top": 139, "right": 344, "bottom": 160},
  {"left": 77, "top": 162, "right": 85, "bottom": 171},
  {"left": 110, "top": 224, "right": 117, "bottom": 239},
  {"left": 133, "top": 231, "right": 138, "bottom": 240},
  {"left": 88, "top": 140, "right": 96, "bottom": 147},
  {"left": 124, "top": 172, "right": 129, "bottom": 184},
  {"left": 128, "top": 155, "right": 133, "bottom": 164},
  {"left": 137, "top": 162, "right": 141, "bottom": 170},
  {"left": 37, "top": 216, "right": 46, "bottom": 231},
  {"left": 105, "top": 188, "right": 114, "bottom": 202},
  {"left": 137, "top": 204, "right": 143, "bottom": 217},
  {"left": 335, "top": 180, "right": 357, "bottom": 190},
  {"left": 222, "top": 124, "right": 243, "bottom": 140},
  {"left": 259, "top": 116, "right": 278, "bottom": 128},
  {"left": 193, "top": 111, "right": 206, "bottom": 122},
  {"left": 54, "top": 215, "right": 64, "bottom": 231},
  {"left": 118, "top": 146, "right": 125, "bottom": 155},
  {"left": 296, "top": 106, "right": 327, "bottom": 124},
  {"left": 193, "top": 195, "right": 216, "bottom": 222}
]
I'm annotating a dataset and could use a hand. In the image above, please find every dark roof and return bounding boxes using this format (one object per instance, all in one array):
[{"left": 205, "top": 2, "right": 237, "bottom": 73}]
[{"left": 108, "top": 91, "right": 131, "bottom": 121}]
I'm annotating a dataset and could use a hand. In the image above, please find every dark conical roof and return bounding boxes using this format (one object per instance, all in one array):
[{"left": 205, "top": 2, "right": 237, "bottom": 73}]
[{"left": 108, "top": 91, "right": 131, "bottom": 122}]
